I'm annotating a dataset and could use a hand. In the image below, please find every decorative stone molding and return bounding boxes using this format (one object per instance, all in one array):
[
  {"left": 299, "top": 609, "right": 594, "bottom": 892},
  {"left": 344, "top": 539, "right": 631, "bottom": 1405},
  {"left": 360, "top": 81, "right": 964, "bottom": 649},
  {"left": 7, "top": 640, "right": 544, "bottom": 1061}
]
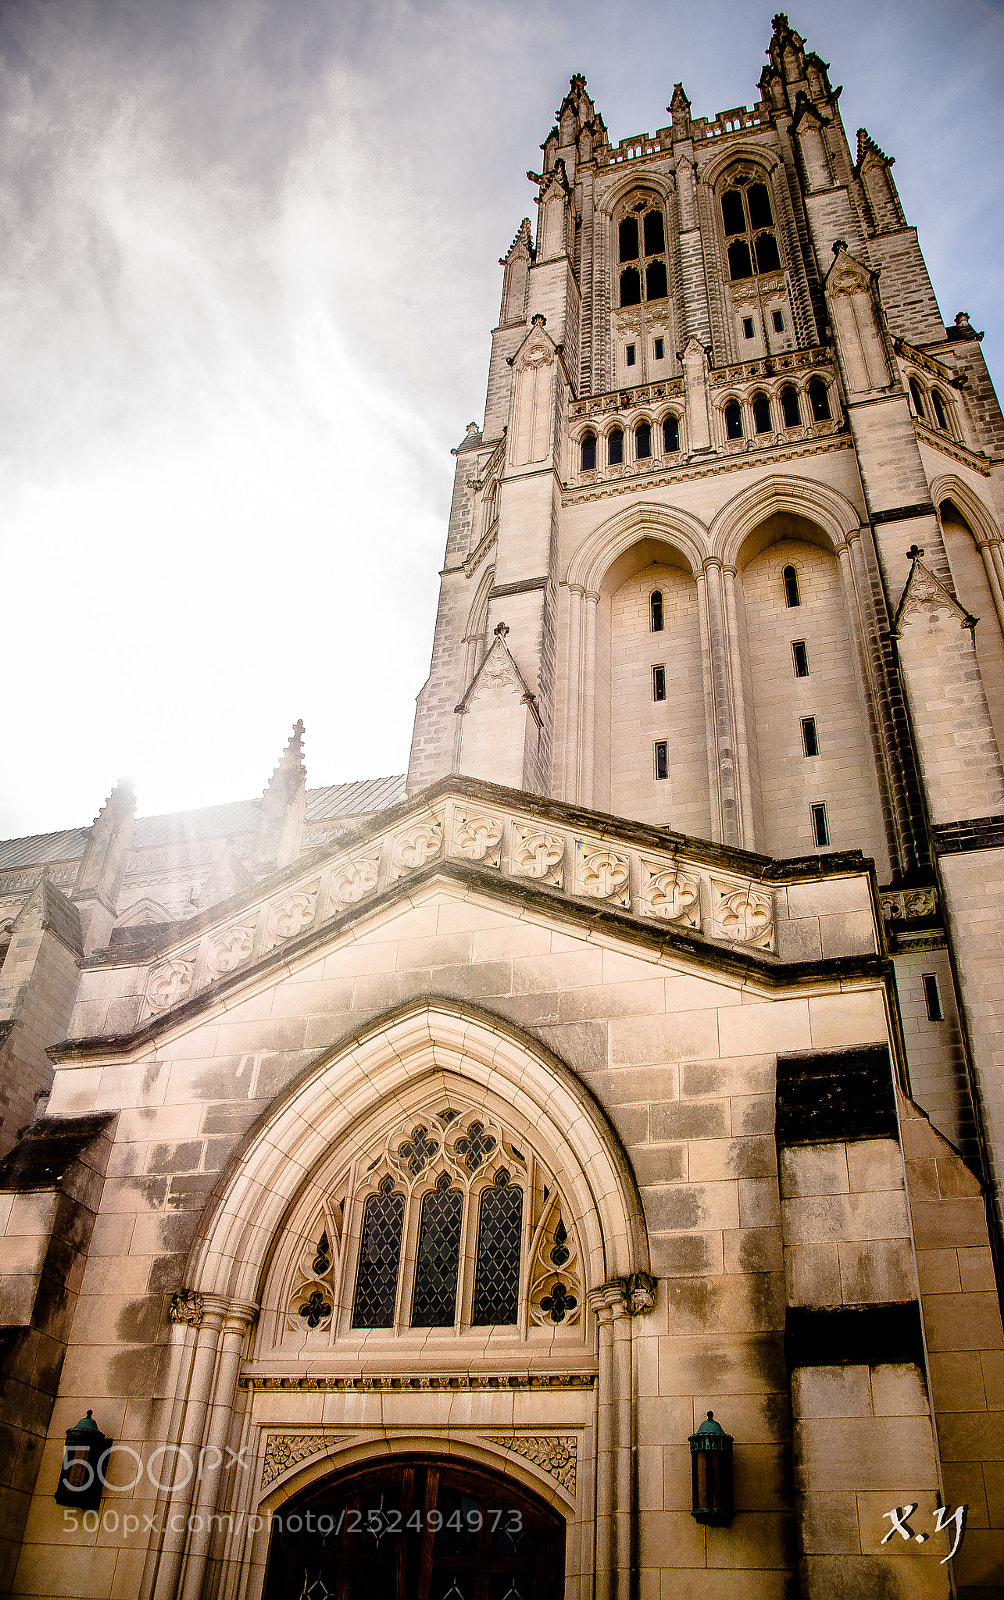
[
  {"left": 453, "top": 812, "right": 504, "bottom": 868},
  {"left": 206, "top": 924, "right": 255, "bottom": 976},
  {"left": 881, "top": 887, "right": 938, "bottom": 922},
  {"left": 169, "top": 1290, "right": 205, "bottom": 1326},
  {"left": 391, "top": 819, "right": 443, "bottom": 878},
  {"left": 239, "top": 1372, "right": 596, "bottom": 1392},
  {"left": 271, "top": 890, "right": 317, "bottom": 942},
  {"left": 639, "top": 859, "right": 700, "bottom": 928},
  {"left": 575, "top": 842, "right": 630, "bottom": 907},
  {"left": 512, "top": 825, "right": 564, "bottom": 886},
  {"left": 147, "top": 956, "right": 196, "bottom": 1011},
  {"left": 483, "top": 1434, "right": 577, "bottom": 1493},
  {"left": 327, "top": 853, "right": 380, "bottom": 910},
  {"left": 261, "top": 1432, "right": 346, "bottom": 1490},
  {"left": 712, "top": 881, "right": 774, "bottom": 950}
]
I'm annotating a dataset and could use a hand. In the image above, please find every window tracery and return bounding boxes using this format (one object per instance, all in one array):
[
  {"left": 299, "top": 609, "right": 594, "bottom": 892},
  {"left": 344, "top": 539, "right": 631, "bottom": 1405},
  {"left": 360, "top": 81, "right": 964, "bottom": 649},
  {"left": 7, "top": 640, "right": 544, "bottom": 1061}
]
[
  {"left": 618, "top": 197, "right": 668, "bottom": 305},
  {"left": 720, "top": 176, "right": 782, "bottom": 281},
  {"left": 277, "top": 1099, "right": 583, "bottom": 1344}
]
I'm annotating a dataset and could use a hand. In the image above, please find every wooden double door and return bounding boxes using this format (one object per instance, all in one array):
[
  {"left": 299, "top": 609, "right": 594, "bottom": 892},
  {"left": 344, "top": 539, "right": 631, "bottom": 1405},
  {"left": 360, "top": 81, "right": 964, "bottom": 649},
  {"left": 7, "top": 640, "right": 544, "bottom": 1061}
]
[{"left": 263, "top": 1455, "right": 565, "bottom": 1600}]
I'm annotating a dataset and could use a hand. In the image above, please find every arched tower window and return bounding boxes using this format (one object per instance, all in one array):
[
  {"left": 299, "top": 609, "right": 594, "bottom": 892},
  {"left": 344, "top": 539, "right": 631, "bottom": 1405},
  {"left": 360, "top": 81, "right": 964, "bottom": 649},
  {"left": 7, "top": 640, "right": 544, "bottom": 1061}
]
[
  {"left": 909, "top": 378, "right": 926, "bottom": 419},
  {"left": 663, "top": 414, "right": 680, "bottom": 453},
  {"left": 752, "top": 392, "right": 772, "bottom": 433},
  {"left": 636, "top": 421, "right": 652, "bottom": 459},
  {"left": 724, "top": 402, "right": 743, "bottom": 440},
  {"left": 783, "top": 564, "right": 801, "bottom": 607},
  {"left": 650, "top": 590, "right": 664, "bottom": 631},
  {"left": 721, "top": 177, "right": 782, "bottom": 280},
  {"left": 780, "top": 386, "right": 801, "bottom": 428},
  {"left": 581, "top": 431, "right": 597, "bottom": 471},
  {"left": 608, "top": 428, "right": 624, "bottom": 466},
  {"left": 808, "top": 377, "right": 831, "bottom": 421},
  {"left": 618, "top": 197, "right": 668, "bottom": 304},
  {"left": 931, "top": 390, "right": 949, "bottom": 431}
]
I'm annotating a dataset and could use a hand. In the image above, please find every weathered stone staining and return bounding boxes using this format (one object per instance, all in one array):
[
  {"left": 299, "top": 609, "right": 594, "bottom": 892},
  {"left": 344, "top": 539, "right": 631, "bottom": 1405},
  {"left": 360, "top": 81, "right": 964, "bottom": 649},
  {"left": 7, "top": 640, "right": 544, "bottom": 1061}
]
[{"left": 2, "top": 12, "right": 1004, "bottom": 1599}]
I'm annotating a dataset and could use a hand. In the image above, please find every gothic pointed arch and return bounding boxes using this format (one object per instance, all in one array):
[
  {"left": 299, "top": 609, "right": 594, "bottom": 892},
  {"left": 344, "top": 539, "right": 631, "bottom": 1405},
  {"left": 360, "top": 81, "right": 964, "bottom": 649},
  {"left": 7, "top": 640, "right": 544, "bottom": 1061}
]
[
  {"left": 930, "top": 474, "right": 1003, "bottom": 551},
  {"left": 564, "top": 501, "right": 708, "bottom": 592},
  {"left": 710, "top": 473, "right": 862, "bottom": 567},
  {"left": 183, "top": 1000, "right": 650, "bottom": 1311}
]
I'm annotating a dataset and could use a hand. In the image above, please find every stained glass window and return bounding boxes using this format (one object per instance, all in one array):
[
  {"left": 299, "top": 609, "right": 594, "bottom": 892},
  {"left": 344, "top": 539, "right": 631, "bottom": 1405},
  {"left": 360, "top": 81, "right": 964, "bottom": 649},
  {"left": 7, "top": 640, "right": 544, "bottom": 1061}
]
[
  {"left": 412, "top": 1174, "right": 463, "bottom": 1327},
  {"left": 472, "top": 1171, "right": 523, "bottom": 1326},
  {"left": 352, "top": 1178, "right": 404, "bottom": 1328}
]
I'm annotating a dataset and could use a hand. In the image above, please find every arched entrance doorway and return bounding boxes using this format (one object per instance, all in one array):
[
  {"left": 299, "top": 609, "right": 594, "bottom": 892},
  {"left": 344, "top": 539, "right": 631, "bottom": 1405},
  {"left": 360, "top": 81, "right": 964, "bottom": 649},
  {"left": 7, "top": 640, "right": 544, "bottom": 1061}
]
[{"left": 263, "top": 1455, "right": 566, "bottom": 1600}]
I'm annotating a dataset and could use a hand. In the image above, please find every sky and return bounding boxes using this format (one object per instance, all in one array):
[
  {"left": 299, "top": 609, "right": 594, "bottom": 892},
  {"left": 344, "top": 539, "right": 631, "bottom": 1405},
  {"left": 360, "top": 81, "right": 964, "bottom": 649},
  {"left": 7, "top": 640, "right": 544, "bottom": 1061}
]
[{"left": 1, "top": 0, "right": 1002, "bottom": 838}]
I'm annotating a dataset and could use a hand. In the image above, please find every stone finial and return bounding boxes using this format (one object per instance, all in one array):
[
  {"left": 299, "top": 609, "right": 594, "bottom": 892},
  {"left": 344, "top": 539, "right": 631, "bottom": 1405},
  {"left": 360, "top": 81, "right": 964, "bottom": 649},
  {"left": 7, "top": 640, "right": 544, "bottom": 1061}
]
[
  {"left": 264, "top": 721, "right": 306, "bottom": 799},
  {"left": 494, "top": 621, "right": 510, "bottom": 638},
  {"left": 669, "top": 83, "right": 691, "bottom": 138},
  {"left": 72, "top": 778, "right": 136, "bottom": 954}
]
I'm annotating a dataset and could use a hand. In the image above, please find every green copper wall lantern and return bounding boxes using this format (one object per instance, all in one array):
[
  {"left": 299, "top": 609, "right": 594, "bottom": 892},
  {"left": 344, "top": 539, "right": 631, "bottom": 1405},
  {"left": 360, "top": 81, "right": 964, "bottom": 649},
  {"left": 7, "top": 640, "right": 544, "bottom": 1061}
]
[
  {"left": 689, "top": 1411, "right": 734, "bottom": 1525},
  {"left": 55, "top": 1411, "right": 110, "bottom": 1511}
]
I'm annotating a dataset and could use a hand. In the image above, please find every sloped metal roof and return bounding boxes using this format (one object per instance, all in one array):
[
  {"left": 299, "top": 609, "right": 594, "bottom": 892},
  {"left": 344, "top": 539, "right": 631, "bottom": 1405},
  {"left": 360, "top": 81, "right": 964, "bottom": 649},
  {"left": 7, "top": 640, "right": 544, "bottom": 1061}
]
[
  {"left": 305, "top": 775, "right": 407, "bottom": 818},
  {"left": 0, "top": 777, "right": 407, "bottom": 872}
]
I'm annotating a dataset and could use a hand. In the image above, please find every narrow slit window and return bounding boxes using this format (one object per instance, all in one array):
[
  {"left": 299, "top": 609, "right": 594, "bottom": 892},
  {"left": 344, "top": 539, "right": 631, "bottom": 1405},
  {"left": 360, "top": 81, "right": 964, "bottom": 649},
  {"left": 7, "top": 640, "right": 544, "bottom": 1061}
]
[
  {"left": 783, "top": 564, "right": 801, "bottom": 607},
  {"left": 653, "top": 664, "right": 666, "bottom": 701},
  {"left": 792, "top": 641, "right": 809, "bottom": 677},
  {"left": 663, "top": 415, "right": 680, "bottom": 453},
  {"left": 752, "top": 392, "right": 772, "bottom": 433},
  {"left": 411, "top": 1174, "right": 463, "bottom": 1328},
  {"left": 923, "top": 973, "right": 943, "bottom": 1022},
  {"left": 654, "top": 337, "right": 664, "bottom": 361},
  {"left": 636, "top": 421, "right": 652, "bottom": 458},
  {"left": 811, "top": 803, "right": 829, "bottom": 846},
  {"left": 626, "top": 343, "right": 636, "bottom": 367},
  {"left": 801, "top": 716, "right": 819, "bottom": 757},
  {"left": 772, "top": 309, "right": 785, "bottom": 332},
  {"left": 809, "top": 377, "right": 831, "bottom": 421},
  {"left": 580, "top": 432, "right": 596, "bottom": 472},
  {"left": 742, "top": 317, "right": 755, "bottom": 339},
  {"left": 909, "top": 378, "right": 926, "bottom": 419},
  {"left": 608, "top": 428, "right": 624, "bottom": 466},
  {"left": 650, "top": 590, "right": 664, "bottom": 632},
  {"left": 654, "top": 740, "right": 669, "bottom": 780},
  {"left": 725, "top": 402, "right": 743, "bottom": 440},
  {"left": 780, "top": 386, "right": 801, "bottom": 428},
  {"left": 931, "top": 390, "right": 948, "bottom": 431}
]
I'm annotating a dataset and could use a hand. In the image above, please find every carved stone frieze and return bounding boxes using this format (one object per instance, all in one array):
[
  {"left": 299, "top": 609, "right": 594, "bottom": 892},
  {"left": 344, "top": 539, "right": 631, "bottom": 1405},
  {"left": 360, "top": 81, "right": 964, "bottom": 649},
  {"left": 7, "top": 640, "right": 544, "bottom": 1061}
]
[
  {"left": 327, "top": 853, "right": 381, "bottom": 910},
  {"left": 881, "top": 887, "right": 938, "bottom": 922},
  {"left": 261, "top": 1432, "right": 346, "bottom": 1490},
  {"left": 206, "top": 924, "right": 255, "bottom": 977},
  {"left": 240, "top": 1373, "right": 597, "bottom": 1392},
  {"left": 639, "top": 859, "right": 701, "bottom": 928},
  {"left": 391, "top": 819, "right": 443, "bottom": 878},
  {"left": 271, "top": 890, "right": 317, "bottom": 942},
  {"left": 712, "top": 881, "right": 774, "bottom": 950},
  {"left": 512, "top": 825, "right": 564, "bottom": 886},
  {"left": 483, "top": 1434, "right": 577, "bottom": 1492},
  {"left": 147, "top": 957, "right": 196, "bottom": 1011},
  {"left": 452, "top": 812, "right": 504, "bottom": 868},
  {"left": 575, "top": 842, "right": 630, "bottom": 907}
]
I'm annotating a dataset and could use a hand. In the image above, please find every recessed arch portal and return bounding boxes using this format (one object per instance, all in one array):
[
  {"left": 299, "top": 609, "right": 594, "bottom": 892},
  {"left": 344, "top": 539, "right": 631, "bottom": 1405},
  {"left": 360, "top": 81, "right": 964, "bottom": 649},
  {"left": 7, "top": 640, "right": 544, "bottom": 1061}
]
[
  {"left": 185, "top": 1000, "right": 650, "bottom": 1311},
  {"left": 262, "top": 1452, "right": 567, "bottom": 1600}
]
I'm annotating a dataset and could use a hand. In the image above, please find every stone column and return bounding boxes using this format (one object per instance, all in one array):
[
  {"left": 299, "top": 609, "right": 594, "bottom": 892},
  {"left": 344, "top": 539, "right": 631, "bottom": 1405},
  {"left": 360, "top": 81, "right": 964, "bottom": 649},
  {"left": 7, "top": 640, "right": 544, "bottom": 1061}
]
[
  {"left": 580, "top": 590, "right": 599, "bottom": 807},
  {"left": 701, "top": 558, "right": 747, "bottom": 849},
  {"left": 979, "top": 542, "right": 1004, "bottom": 639},
  {"left": 590, "top": 1291, "right": 618, "bottom": 1600},
  {"left": 177, "top": 1300, "right": 257, "bottom": 1600},
  {"left": 560, "top": 584, "right": 584, "bottom": 803}
]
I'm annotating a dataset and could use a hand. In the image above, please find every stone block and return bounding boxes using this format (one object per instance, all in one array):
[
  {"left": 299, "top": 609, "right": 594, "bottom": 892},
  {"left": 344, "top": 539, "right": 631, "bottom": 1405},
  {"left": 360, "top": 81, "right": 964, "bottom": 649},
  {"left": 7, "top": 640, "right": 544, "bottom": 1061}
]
[{"left": 779, "top": 1143, "right": 849, "bottom": 1199}]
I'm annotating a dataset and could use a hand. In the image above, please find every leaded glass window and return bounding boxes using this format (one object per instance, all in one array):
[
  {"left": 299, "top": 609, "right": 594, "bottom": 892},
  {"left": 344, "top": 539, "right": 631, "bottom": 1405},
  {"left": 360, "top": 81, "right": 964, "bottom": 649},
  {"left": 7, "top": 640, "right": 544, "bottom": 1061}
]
[
  {"left": 412, "top": 1173, "right": 463, "bottom": 1327},
  {"left": 472, "top": 1171, "right": 523, "bottom": 1325},
  {"left": 352, "top": 1177, "right": 404, "bottom": 1328}
]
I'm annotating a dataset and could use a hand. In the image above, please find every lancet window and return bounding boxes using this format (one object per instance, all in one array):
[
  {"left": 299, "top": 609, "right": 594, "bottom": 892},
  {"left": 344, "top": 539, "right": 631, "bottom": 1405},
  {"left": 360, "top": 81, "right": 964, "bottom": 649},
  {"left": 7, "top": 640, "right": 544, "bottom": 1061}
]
[
  {"left": 618, "top": 197, "right": 669, "bottom": 306},
  {"left": 276, "top": 1099, "right": 583, "bottom": 1344},
  {"left": 721, "top": 176, "right": 782, "bottom": 281}
]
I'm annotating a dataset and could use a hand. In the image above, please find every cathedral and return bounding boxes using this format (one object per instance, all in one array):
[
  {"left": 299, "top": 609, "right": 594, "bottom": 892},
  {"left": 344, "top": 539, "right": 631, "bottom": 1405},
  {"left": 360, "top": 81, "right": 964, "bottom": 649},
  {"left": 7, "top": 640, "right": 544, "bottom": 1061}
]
[{"left": 4, "top": 13, "right": 1004, "bottom": 1597}]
